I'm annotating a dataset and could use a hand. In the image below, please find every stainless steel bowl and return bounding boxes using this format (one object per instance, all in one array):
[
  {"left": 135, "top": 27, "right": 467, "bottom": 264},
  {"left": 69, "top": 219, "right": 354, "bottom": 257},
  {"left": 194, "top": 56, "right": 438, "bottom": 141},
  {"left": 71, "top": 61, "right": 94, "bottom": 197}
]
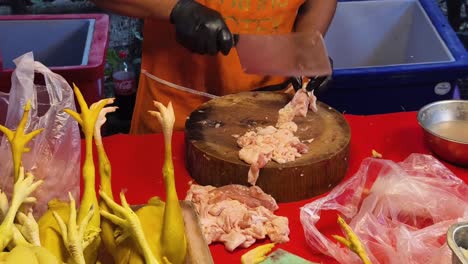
[
  {"left": 417, "top": 100, "right": 468, "bottom": 166},
  {"left": 447, "top": 222, "right": 468, "bottom": 264}
]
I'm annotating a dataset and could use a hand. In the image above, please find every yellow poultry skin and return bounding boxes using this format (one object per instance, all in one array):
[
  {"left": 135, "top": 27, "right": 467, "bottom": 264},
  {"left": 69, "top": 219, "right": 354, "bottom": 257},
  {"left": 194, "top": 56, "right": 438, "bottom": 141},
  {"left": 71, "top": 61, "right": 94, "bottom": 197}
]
[
  {"left": 38, "top": 199, "right": 72, "bottom": 262},
  {"left": 0, "top": 173, "right": 97, "bottom": 264},
  {"left": 0, "top": 244, "right": 61, "bottom": 264},
  {"left": 99, "top": 100, "right": 187, "bottom": 264},
  {"left": 39, "top": 84, "right": 110, "bottom": 263}
]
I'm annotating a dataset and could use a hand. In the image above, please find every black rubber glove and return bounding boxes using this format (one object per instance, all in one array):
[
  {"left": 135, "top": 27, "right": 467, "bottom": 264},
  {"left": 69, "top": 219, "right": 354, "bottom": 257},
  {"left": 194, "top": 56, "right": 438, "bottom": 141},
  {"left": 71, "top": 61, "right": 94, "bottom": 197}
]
[
  {"left": 170, "top": 0, "right": 234, "bottom": 55},
  {"left": 291, "top": 57, "right": 334, "bottom": 95},
  {"left": 291, "top": 75, "right": 332, "bottom": 93}
]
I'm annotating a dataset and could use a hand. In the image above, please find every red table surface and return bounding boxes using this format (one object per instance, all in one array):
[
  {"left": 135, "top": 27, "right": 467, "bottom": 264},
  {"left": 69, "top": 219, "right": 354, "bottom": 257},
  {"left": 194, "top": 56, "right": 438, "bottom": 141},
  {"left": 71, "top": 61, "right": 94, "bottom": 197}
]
[{"left": 81, "top": 111, "right": 468, "bottom": 264}]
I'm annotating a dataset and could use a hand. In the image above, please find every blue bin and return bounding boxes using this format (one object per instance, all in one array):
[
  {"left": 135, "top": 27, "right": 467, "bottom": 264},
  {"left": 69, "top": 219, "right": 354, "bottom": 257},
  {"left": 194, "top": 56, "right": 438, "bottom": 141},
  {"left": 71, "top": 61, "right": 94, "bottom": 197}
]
[{"left": 320, "top": 0, "right": 468, "bottom": 114}]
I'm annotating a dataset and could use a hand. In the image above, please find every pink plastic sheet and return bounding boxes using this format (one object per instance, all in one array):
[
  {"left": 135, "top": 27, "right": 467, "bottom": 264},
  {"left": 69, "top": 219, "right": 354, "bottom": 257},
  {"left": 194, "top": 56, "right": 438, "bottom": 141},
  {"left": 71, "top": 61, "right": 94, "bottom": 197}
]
[{"left": 300, "top": 154, "right": 468, "bottom": 264}]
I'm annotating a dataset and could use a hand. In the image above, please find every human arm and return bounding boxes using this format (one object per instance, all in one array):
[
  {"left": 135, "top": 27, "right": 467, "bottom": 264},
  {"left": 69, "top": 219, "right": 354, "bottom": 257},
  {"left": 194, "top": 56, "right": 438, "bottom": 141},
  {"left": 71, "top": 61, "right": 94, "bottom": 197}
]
[
  {"left": 294, "top": 0, "right": 337, "bottom": 35},
  {"left": 291, "top": 0, "right": 337, "bottom": 92},
  {"left": 91, "top": 0, "right": 177, "bottom": 20},
  {"left": 91, "top": 0, "right": 234, "bottom": 55}
]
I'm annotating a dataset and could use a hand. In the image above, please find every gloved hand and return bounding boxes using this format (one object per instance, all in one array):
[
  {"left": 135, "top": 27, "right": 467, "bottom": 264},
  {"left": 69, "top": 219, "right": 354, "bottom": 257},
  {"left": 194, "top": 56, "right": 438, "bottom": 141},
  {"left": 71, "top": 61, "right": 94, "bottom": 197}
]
[
  {"left": 291, "top": 75, "right": 332, "bottom": 94},
  {"left": 291, "top": 58, "right": 334, "bottom": 95},
  {"left": 170, "top": 0, "right": 234, "bottom": 55}
]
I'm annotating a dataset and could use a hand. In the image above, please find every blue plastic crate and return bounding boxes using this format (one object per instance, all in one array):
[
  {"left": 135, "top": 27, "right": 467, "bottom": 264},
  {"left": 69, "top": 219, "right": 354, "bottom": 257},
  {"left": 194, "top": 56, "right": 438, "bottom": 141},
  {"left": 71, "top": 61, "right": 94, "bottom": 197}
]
[{"left": 320, "top": 0, "right": 468, "bottom": 114}]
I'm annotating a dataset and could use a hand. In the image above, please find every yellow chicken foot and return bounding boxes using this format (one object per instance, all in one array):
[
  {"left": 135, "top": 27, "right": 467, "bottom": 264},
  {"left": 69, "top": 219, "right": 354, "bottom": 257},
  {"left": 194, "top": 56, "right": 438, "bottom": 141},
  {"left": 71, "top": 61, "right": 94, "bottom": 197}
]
[
  {"left": 149, "top": 101, "right": 187, "bottom": 264},
  {"left": 94, "top": 103, "right": 118, "bottom": 204},
  {"left": 241, "top": 243, "right": 275, "bottom": 264},
  {"left": 0, "top": 190, "right": 8, "bottom": 221},
  {"left": 99, "top": 190, "right": 160, "bottom": 264},
  {"left": 0, "top": 101, "right": 44, "bottom": 182},
  {"left": 53, "top": 192, "right": 99, "bottom": 264},
  {"left": 64, "top": 85, "right": 111, "bottom": 225},
  {"left": 64, "top": 84, "right": 113, "bottom": 263},
  {"left": 11, "top": 186, "right": 44, "bottom": 250},
  {"left": 16, "top": 210, "right": 41, "bottom": 246},
  {"left": 332, "top": 215, "right": 372, "bottom": 264},
  {"left": 93, "top": 103, "right": 119, "bottom": 257},
  {"left": 0, "top": 167, "right": 42, "bottom": 251},
  {"left": 1, "top": 198, "right": 35, "bottom": 250},
  {"left": 94, "top": 100, "right": 117, "bottom": 146}
]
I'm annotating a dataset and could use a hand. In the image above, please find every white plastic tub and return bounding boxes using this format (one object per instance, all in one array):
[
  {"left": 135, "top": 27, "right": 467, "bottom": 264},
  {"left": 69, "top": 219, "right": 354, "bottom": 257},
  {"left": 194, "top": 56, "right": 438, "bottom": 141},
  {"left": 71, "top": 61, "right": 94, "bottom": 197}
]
[
  {"left": 0, "top": 19, "right": 95, "bottom": 68},
  {"left": 325, "top": 0, "right": 454, "bottom": 69}
]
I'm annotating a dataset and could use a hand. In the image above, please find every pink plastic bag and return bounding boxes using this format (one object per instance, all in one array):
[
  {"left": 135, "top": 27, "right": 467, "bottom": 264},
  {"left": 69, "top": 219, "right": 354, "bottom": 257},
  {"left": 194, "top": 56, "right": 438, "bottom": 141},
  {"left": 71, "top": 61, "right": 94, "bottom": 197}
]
[
  {"left": 0, "top": 52, "right": 81, "bottom": 216},
  {"left": 300, "top": 154, "right": 468, "bottom": 264}
]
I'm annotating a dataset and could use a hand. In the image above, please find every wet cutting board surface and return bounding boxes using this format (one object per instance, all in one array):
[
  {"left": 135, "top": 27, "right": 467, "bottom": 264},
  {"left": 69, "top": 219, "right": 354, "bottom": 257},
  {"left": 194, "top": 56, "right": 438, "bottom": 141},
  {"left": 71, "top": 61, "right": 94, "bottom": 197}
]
[{"left": 185, "top": 92, "right": 350, "bottom": 202}]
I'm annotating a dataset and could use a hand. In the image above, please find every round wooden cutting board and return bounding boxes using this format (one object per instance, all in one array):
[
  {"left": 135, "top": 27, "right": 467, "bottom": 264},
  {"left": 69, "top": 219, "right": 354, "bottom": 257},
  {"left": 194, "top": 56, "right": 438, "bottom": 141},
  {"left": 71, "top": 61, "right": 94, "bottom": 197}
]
[{"left": 185, "top": 91, "right": 351, "bottom": 202}]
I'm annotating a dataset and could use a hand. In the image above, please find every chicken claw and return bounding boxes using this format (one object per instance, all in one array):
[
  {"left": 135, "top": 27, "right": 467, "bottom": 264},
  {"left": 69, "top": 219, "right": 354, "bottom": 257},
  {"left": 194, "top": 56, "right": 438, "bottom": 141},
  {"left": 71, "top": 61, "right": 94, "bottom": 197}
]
[
  {"left": 0, "top": 167, "right": 42, "bottom": 251},
  {"left": 16, "top": 210, "right": 41, "bottom": 246},
  {"left": 53, "top": 192, "right": 100, "bottom": 264},
  {"left": 94, "top": 100, "right": 118, "bottom": 143},
  {"left": 241, "top": 243, "right": 275, "bottom": 264},
  {"left": 99, "top": 190, "right": 160, "bottom": 264},
  {"left": 371, "top": 149, "right": 382, "bottom": 159},
  {"left": 0, "top": 101, "right": 44, "bottom": 181},
  {"left": 148, "top": 101, "right": 175, "bottom": 141},
  {"left": 0, "top": 191, "right": 8, "bottom": 221},
  {"left": 332, "top": 215, "right": 372, "bottom": 264},
  {"left": 64, "top": 84, "right": 112, "bottom": 138},
  {"left": 12, "top": 168, "right": 43, "bottom": 206}
]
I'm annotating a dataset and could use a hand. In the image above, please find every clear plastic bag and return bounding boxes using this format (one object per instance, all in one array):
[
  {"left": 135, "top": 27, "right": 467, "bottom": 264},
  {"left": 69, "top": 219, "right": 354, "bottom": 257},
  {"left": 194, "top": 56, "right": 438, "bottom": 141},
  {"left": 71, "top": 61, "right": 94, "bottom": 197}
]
[
  {"left": 0, "top": 52, "right": 81, "bottom": 217},
  {"left": 300, "top": 153, "right": 468, "bottom": 264},
  {"left": 0, "top": 91, "right": 8, "bottom": 126}
]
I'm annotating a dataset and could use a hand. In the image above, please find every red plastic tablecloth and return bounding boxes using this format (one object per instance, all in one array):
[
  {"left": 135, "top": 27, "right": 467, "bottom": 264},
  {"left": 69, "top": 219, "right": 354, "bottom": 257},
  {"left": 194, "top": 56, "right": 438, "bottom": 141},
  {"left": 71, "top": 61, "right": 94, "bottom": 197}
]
[{"left": 83, "top": 111, "right": 468, "bottom": 263}]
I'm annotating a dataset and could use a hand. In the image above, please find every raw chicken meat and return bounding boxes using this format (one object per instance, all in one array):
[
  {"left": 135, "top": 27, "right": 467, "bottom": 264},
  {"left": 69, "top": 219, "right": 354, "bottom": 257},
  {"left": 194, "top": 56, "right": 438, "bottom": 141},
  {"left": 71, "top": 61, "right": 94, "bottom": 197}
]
[
  {"left": 277, "top": 87, "right": 317, "bottom": 126},
  {"left": 209, "top": 184, "right": 278, "bottom": 211},
  {"left": 237, "top": 81, "right": 315, "bottom": 185},
  {"left": 186, "top": 184, "right": 290, "bottom": 251}
]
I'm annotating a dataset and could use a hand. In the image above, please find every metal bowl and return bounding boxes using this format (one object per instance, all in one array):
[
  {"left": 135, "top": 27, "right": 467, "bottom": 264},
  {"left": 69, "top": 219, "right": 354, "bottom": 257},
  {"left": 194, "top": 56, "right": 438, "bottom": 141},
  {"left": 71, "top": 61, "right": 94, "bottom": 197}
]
[
  {"left": 447, "top": 222, "right": 468, "bottom": 264},
  {"left": 417, "top": 100, "right": 468, "bottom": 166}
]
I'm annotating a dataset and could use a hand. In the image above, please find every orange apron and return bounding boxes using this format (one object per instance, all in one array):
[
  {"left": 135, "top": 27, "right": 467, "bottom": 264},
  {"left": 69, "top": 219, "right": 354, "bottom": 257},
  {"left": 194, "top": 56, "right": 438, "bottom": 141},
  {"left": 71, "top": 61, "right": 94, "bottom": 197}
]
[{"left": 130, "top": 0, "right": 305, "bottom": 134}]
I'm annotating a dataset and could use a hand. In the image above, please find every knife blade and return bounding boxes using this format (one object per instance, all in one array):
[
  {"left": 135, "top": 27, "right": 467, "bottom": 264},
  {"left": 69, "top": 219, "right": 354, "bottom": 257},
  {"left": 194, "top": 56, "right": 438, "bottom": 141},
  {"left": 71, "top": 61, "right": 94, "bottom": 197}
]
[{"left": 234, "top": 31, "right": 332, "bottom": 77}]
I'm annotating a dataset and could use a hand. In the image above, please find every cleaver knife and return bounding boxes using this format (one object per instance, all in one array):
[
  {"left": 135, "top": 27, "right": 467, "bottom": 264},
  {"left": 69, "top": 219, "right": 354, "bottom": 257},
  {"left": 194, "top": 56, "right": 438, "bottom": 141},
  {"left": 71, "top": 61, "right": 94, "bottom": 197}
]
[{"left": 234, "top": 31, "right": 332, "bottom": 77}]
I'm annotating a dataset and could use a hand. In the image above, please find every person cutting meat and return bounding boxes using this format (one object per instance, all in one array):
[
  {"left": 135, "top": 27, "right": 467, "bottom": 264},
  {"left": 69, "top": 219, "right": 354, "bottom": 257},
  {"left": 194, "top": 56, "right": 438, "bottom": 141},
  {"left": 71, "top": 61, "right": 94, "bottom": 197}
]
[{"left": 91, "top": 0, "right": 337, "bottom": 133}]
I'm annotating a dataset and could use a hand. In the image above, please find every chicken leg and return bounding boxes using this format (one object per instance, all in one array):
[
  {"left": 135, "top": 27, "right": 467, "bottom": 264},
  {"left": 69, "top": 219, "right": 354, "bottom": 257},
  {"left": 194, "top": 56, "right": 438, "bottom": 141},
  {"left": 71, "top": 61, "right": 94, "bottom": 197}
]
[
  {"left": 0, "top": 167, "right": 42, "bottom": 251},
  {"left": 332, "top": 215, "right": 372, "bottom": 264},
  {"left": 149, "top": 101, "right": 187, "bottom": 264},
  {"left": 0, "top": 101, "right": 44, "bottom": 182}
]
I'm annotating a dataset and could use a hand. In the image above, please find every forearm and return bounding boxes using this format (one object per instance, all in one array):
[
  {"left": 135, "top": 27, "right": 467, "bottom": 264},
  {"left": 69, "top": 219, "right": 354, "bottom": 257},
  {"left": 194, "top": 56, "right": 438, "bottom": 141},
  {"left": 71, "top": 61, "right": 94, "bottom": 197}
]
[
  {"left": 294, "top": 0, "right": 337, "bottom": 35},
  {"left": 91, "top": 0, "right": 177, "bottom": 19}
]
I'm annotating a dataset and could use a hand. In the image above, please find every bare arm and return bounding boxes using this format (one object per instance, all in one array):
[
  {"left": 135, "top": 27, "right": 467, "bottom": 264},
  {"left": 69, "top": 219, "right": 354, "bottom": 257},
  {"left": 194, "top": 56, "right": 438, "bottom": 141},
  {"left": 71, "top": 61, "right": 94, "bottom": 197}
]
[
  {"left": 91, "top": 0, "right": 177, "bottom": 19},
  {"left": 294, "top": 0, "right": 337, "bottom": 35}
]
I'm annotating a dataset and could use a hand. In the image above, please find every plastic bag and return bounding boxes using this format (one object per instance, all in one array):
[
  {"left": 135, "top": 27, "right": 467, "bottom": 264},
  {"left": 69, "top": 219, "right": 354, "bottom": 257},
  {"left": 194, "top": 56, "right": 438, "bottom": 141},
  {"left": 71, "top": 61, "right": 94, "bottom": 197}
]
[
  {"left": 300, "top": 153, "right": 468, "bottom": 264},
  {"left": 0, "top": 91, "right": 8, "bottom": 126},
  {"left": 0, "top": 52, "right": 81, "bottom": 217}
]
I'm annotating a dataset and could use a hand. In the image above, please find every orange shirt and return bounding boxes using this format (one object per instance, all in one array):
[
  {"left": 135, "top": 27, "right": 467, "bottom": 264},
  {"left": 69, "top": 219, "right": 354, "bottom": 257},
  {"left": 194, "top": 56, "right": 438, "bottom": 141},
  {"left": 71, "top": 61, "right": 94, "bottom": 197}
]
[{"left": 130, "top": 0, "right": 305, "bottom": 134}]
